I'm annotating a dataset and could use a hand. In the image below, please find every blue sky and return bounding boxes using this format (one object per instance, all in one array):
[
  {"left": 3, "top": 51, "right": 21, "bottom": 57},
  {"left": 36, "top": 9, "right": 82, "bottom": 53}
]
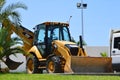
[{"left": 7, "top": 0, "right": 120, "bottom": 46}]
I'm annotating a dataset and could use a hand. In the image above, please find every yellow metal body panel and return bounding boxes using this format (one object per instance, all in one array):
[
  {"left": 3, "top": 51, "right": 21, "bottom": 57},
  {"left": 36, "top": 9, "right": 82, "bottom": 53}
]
[
  {"left": 28, "top": 46, "right": 42, "bottom": 59},
  {"left": 3, "top": 20, "right": 34, "bottom": 52}
]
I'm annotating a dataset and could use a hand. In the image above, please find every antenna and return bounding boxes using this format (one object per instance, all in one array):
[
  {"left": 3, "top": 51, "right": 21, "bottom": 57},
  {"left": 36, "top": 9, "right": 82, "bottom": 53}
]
[{"left": 68, "top": 16, "right": 72, "bottom": 24}]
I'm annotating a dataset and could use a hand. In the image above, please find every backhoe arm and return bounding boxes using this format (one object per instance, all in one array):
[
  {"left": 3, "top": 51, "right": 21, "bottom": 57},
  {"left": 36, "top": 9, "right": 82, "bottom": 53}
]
[{"left": 2, "top": 20, "right": 34, "bottom": 52}]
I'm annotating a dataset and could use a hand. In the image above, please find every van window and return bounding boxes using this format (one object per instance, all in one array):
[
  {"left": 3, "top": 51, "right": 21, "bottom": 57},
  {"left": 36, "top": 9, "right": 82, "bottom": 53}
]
[{"left": 114, "top": 37, "right": 120, "bottom": 48}]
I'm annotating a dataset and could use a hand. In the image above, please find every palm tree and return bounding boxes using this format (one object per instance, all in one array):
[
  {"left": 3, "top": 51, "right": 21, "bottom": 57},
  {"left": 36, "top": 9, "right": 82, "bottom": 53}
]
[
  {"left": 0, "top": 28, "right": 24, "bottom": 61},
  {"left": 0, "top": 0, "right": 27, "bottom": 71},
  {"left": 0, "top": 28, "right": 26, "bottom": 71}
]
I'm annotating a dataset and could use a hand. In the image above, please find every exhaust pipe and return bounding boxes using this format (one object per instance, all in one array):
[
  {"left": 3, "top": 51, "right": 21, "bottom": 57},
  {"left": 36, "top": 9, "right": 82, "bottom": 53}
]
[
  {"left": 79, "top": 35, "right": 83, "bottom": 48},
  {"left": 79, "top": 35, "right": 86, "bottom": 55}
]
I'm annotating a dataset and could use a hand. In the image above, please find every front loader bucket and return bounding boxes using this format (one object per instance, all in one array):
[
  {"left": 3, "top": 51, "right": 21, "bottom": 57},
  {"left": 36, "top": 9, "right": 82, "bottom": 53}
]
[
  {"left": 71, "top": 56, "right": 113, "bottom": 73},
  {"left": 5, "top": 57, "right": 23, "bottom": 70}
]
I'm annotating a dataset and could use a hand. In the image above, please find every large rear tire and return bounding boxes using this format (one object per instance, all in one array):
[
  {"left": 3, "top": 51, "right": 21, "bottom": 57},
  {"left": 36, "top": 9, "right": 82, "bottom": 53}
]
[
  {"left": 26, "top": 55, "right": 43, "bottom": 74},
  {"left": 46, "top": 56, "right": 64, "bottom": 73}
]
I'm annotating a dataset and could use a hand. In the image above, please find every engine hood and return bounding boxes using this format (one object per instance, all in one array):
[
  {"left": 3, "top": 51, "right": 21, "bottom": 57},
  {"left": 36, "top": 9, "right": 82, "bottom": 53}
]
[
  {"left": 52, "top": 40, "right": 76, "bottom": 47},
  {"left": 52, "top": 40, "right": 79, "bottom": 56}
]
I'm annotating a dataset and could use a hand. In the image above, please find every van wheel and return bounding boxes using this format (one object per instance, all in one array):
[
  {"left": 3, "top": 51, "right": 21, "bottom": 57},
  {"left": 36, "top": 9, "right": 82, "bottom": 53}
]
[
  {"left": 26, "top": 55, "right": 43, "bottom": 74},
  {"left": 46, "top": 56, "right": 64, "bottom": 73}
]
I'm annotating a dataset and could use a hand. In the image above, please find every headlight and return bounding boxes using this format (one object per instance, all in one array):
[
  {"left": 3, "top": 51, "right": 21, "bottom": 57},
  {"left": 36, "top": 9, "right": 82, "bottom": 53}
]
[
  {"left": 65, "top": 44, "right": 78, "bottom": 48},
  {"left": 67, "top": 44, "right": 78, "bottom": 48}
]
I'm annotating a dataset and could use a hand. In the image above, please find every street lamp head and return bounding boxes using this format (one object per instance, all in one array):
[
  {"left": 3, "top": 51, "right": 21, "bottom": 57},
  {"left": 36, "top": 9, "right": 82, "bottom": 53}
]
[
  {"left": 83, "top": 4, "right": 87, "bottom": 8},
  {"left": 77, "top": 3, "right": 81, "bottom": 8},
  {"left": 77, "top": 3, "right": 87, "bottom": 9}
]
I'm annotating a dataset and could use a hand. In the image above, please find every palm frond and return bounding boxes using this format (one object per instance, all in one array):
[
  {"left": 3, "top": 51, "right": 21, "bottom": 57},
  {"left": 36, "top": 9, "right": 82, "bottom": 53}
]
[
  {"left": 4, "top": 2, "right": 27, "bottom": 12},
  {"left": 0, "top": 1, "right": 27, "bottom": 24},
  {"left": 0, "top": 0, "right": 5, "bottom": 11},
  {"left": 0, "top": 28, "right": 8, "bottom": 45},
  {"left": 10, "top": 11, "right": 21, "bottom": 24},
  {"left": 4, "top": 47, "right": 25, "bottom": 56},
  {"left": 0, "top": 46, "right": 3, "bottom": 54}
]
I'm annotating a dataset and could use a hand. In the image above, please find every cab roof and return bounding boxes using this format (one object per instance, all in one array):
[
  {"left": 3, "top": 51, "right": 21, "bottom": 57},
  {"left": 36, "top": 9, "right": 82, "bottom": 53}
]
[
  {"left": 34, "top": 22, "right": 69, "bottom": 30},
  {"left": 41, "top": 22, "right": 69, "bottom": 27}
]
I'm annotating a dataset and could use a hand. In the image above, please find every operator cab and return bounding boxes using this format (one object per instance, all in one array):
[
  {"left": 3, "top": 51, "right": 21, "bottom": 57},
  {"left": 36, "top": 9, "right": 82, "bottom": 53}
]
[{"left": 33, "top": 22, "right": 71, "bottom": 58}]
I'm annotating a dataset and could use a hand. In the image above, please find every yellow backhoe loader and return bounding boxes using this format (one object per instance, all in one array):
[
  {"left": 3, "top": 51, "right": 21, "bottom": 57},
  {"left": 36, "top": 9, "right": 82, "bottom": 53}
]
[{"left": 2, "top": 20, "right": 113, "bottom": 73}]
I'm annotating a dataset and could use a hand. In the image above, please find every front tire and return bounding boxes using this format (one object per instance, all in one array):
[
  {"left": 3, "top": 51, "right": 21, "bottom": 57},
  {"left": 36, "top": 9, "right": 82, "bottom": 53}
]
[
  {"left": 46, "top": 56, "right": 64, "bottom": 73},
  {"left": 26, "top": 55, "right": 43, "bottom": 74}
]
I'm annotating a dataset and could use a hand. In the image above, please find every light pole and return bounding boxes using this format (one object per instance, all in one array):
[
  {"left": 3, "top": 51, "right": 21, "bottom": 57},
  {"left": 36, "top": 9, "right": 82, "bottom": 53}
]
[{"left": 77, "top": 0, "right": 87, "bottom": 40}]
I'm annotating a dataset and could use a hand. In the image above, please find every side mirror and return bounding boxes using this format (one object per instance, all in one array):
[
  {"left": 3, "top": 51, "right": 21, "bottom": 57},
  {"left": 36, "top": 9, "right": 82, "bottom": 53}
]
[{"left": 118, "top": 42, "right": 120, "bottom": 50}]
